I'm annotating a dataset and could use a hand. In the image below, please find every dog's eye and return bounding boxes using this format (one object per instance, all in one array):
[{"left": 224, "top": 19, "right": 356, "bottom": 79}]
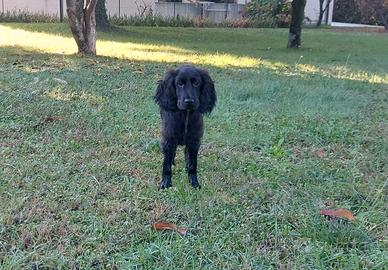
[
  {"left": 192, "top": 80, "right": 200, "bottom": 87},
  {"left": 177, "top": 81, "right": 185, "bottom": 87}
]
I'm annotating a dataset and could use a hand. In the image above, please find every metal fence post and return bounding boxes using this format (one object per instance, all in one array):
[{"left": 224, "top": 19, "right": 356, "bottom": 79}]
[{"left": 119, "top": 0, "right": 121, "bottom": 17}]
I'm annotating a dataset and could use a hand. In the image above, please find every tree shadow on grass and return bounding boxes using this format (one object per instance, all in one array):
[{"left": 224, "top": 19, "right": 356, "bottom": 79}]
[
  {"left": 1, "top": 22, "right": 388, "bottom": 82},
  {"left": 1, "top": 45, "right": 386, "bottom": 125}
]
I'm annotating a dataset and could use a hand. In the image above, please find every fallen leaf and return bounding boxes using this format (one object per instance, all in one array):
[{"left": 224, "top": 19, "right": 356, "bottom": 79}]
[
  {"left": 313, "top": 148, "right": 326, "bottom": 158},
  {"left": 153, "top": 221, "right": 176, "bottom": 231},
  {"left": 176, "top": 227, "right": 188, "bottom": 236},
  {"left": 22, "top": 232, "right": 32, "bottom": 250},
  {"left": 44, "top": 115, "right": 63, "bottom": 123},
  {"left": 153, "top": 221, "right": 188, "bottom": 236},
  {"left": 53, "top": 78, "right": 68, "bottom": 85},
  {"left": 320, "top": 208, "right": 356, "bottom": 221},
  {"left": 32, "top": 115, "right": 63, "bottom": 130}
]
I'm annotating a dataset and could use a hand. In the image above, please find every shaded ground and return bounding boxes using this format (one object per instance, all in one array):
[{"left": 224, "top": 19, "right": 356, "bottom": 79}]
[{"left": 331, "top": 27, "right": 387, "bottom": 33}]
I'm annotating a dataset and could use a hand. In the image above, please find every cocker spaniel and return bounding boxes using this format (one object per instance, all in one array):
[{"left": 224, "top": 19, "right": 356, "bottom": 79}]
[{"left": 154, "top": 65, "right": 217, "bottom": 189}]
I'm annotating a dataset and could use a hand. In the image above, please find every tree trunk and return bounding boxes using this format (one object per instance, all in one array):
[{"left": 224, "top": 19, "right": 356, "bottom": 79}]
[
  {"left": 287, "top": 0, "right": 306, "bottom": 48},
  {"left": 66, "top": 0, "right": 97, "bottom": 55},
  {"left": 366, "top": 0, "right": 388, "bottom": 31},
  {"left": 317, "top": 0, "right": 324, "bottom": 27},
  {"left": 96, "top": 0, "right": 109, "bottom": 28},
  {"left": 317, "top": 0, "right": 332, "bottom": 27},
  {"left": 375, "top": 6, "right": 388, "bottom": 30}
]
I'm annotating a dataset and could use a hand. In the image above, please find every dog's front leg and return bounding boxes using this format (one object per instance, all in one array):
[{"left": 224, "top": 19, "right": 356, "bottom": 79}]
[
  {"left": 185, "top": 143, "right": 201, "bottom": 189},
  {"left": 159, "top": 139, "right": 177, "bottom": 189}
]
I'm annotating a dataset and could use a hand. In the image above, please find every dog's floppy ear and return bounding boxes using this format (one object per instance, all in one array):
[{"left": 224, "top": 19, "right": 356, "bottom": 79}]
[
  {"left": 198, "top": 69, "right": 217, "bottom": 114},
  {"left": 154, "top": 69, "right": 177, "bottom": 111}
]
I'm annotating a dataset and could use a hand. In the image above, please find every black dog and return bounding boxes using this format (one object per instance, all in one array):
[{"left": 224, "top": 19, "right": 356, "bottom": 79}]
[{"left": 154, "top": 65, "right": 216, "bottom": 189}]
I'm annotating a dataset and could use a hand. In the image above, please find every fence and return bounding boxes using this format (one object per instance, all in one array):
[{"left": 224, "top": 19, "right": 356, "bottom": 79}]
[
  {"left": 1, "top": 0, "right": 64, "bottom": 16},
  {"left": 155, "top": 2, "right": 244, "bottom": 23},
  {"left": 0, "top": 0, "right": 154, "bottom": 18},
  {"left": 106, "top": 0, "right": 155, "bottom": 17},
  {"left": 0, "top": 0, "right": 244, "bottom": 23},
  {"left": 0, "top": 0, "right": 333, "bottom": 25}
]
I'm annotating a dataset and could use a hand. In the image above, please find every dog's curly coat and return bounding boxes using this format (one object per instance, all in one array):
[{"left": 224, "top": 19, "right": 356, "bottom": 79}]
[{"left": 154, "top": 65, "right": 217, "bottom": 189}]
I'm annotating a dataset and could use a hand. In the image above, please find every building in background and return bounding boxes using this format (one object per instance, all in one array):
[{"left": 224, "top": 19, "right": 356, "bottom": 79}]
[{"left": 0, "top": 0, "right": 334, "bottom": 25}]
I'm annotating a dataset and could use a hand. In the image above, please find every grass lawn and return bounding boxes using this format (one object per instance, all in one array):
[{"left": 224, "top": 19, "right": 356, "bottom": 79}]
[{"left": 0, "top": 23, "right": 387, "bottom": 269}]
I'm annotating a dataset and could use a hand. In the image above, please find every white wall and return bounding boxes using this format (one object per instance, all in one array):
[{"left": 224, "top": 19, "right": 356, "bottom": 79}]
[
  {"left": 0, "top": 0, "right": 334, "bottom": 24},
  {"left": 304, "top": 0, "right": 334, "bottom": 25},
  {"left": 0, "top": 0, "right": 155, "bottom": 17},
  {"left": 106, "top": 0, "right": 155, "bottom": 17},
  {"left": 2, "top": 0, "right": 66, "bottom": 16}
]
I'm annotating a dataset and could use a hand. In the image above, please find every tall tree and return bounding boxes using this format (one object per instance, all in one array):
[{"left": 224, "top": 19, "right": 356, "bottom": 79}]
[
  {"left": 96, "top": 0, "right": 109, "bottom": 28},
  {"left": 316, "top": 0, "right": 332, "bottom": 27},
  {"left": 287, "top": 0, "right": 306, "bottom": 48},
  {"left": 66, "top": 0, "right": 97, "bottom": 55}
]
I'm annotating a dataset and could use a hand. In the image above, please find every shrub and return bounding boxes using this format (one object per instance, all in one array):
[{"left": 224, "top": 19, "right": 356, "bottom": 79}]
[
  {"left": 276, "top": 13, "right": 291, "bottom": 28},
  {"left": 333, "top": 0, "right": 381, "bottom": 25},
  {"left": 275, "top": 0, "right": 291, "bottom": 27},
  {"left": 110, "top": 14, "right": 279, "bottom": 28},
  {"left": 110, "top": 14, "right": 195, "bottom": 27},
  {"left": 244, "top": 0, "right": 277, "bottom": 26},
  {"left": 0, "top": 8, "right": 287, "bottom": 29},
  {"left": 244, "top": 0, "right": 291, "bottom": 28},
  {"left": 0, "top": 10, "right": 60, "bottom": 23}
]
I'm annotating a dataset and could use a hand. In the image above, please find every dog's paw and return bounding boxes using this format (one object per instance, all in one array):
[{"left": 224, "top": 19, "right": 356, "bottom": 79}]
[
  {"left": 189, "top": 174, "right": 201, "bottom": 189},
  {"left": 159, "top": 177, "right": 172, "bottom": 190}
]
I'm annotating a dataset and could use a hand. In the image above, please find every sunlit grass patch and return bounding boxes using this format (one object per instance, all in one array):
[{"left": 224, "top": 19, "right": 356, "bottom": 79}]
[
  {"left": 295, "top": 64, "right": 388, "bottom": 84},
  {"left": 0, "top": 25, "right": 260, "bottom": 68},
  {"left": 1, "top": 24, "right": 388, "bottom": 83},
  {"left": 46, "top": 87, "right": 105, "bottom": 104}
]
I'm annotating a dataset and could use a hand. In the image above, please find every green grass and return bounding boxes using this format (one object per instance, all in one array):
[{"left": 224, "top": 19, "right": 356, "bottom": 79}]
[{"left": 0, "top": 23, "right": 387, "bottom": 269}]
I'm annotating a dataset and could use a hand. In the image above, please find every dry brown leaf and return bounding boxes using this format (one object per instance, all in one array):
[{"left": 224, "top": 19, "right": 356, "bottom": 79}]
[
  {"left": 133, "top": 70, "right": 144, "bottom": 74},
  {"left": 320, "top": 208, "right": 356, "bottom": 221},
  {"left": 313, "top": 148, "right": 326, "bottom": 158},
  {"left": 22, "top": 232, "right": 32, "bottom": 250},
  {"left": 176, "top": 227, "right": 188, "bottom": 236},
  {"left": 153, "top": 221, "right": 188, "bottom": 236},
  {"left": 33, "top": 115, "right": 63, "bottom": 130},
  {"left": 44, "top": 115, "right": 63, "bottom": 123},
  {"left": 153, "top": 221, "right": 176, "bottom": 231}
]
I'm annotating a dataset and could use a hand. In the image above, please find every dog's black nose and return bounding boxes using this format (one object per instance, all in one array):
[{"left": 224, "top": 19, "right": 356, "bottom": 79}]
[{"left": 184, "top": 98, "right": 194, "bottom": 104}]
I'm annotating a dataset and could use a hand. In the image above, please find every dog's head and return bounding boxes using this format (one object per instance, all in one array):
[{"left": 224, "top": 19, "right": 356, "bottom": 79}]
[{"left": 154, "top": 65, "right": 216, "bottom": 114}]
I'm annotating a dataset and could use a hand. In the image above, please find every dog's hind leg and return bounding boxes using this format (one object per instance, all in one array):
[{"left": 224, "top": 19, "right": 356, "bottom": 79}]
[{"left": 185, "top": 143, "right": 201, "bottom": 189}]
